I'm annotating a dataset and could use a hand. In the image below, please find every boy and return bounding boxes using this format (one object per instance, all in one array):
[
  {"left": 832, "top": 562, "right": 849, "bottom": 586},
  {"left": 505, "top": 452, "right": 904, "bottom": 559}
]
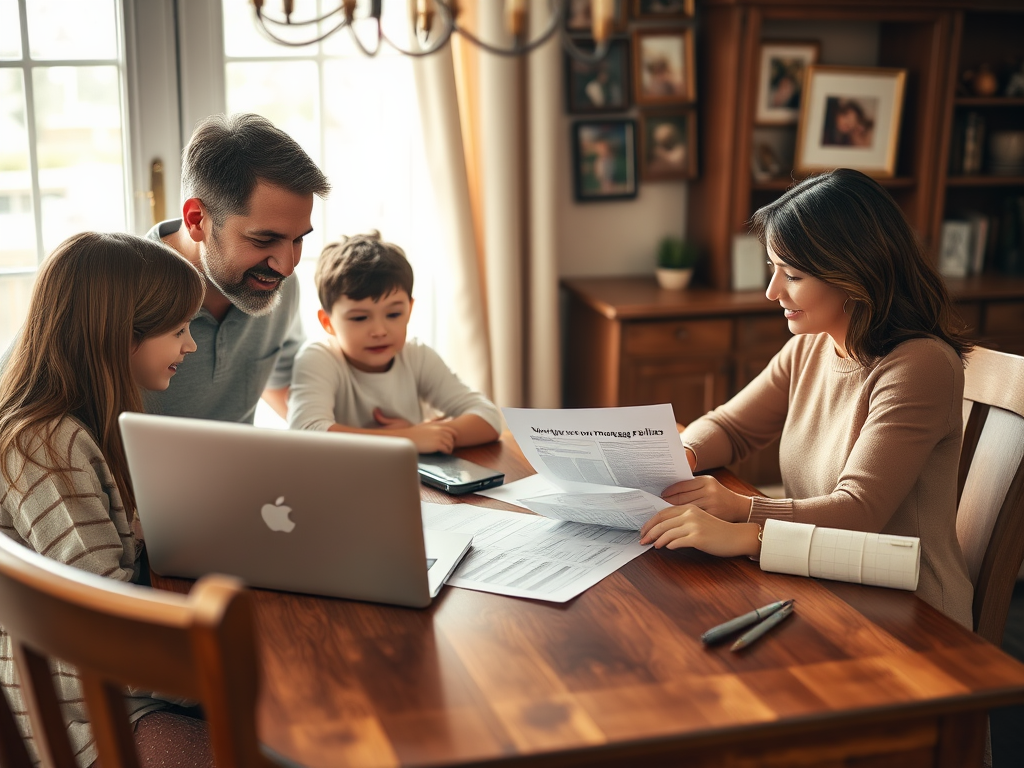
[{"left": 288, "top": 232, "right": 502, "bottom": 453}]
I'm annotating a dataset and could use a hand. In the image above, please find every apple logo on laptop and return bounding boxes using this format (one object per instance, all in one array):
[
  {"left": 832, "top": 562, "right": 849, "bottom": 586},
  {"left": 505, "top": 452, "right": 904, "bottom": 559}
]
[{"left": 261, "top": 496, "right": 296, "bottom": 533}]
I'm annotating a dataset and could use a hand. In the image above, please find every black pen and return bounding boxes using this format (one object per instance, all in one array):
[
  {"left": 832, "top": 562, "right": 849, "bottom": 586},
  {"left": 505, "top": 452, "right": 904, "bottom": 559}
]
[
  {"left": 701, "top": 599, "right": 792, "bottom": 645},
  {"left": 730, "top": 601, "right": 795, "bottom": 651}
]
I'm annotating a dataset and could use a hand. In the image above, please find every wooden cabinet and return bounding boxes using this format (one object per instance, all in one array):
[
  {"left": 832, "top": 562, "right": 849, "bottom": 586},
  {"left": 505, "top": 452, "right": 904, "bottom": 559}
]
[
  {"left": 936, "top": 8, "right": 1024, "bottom": 274},
  {"left": 563, "top": 275, "right": 1024, "bottom": 486},
  {"left": 688, "top": 0, "right": 1024, "bottom": 291}
]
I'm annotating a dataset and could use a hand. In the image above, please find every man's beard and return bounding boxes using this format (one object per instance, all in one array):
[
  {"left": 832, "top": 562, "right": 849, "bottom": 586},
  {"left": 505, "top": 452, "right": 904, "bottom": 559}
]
[{"left": 199, "top": 233, "right": 284, "bottom": 317}]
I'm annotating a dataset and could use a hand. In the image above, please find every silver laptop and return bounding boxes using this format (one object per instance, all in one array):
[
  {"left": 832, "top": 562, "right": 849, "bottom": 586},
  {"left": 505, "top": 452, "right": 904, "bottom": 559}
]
[{"left": 119, "top": 413, "right": 472, "bottom": 608}]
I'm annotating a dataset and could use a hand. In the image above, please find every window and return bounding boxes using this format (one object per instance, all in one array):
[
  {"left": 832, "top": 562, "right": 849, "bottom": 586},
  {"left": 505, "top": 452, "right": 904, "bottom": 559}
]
[
  {"left": 0, "top": 0, "right": 133, "bottom": 350},
  {"left": 1, "top": 0, "right": 442, "bottom": 402},
  {"left": 213, "top": 1, "right": 442, "bottom": 351}
]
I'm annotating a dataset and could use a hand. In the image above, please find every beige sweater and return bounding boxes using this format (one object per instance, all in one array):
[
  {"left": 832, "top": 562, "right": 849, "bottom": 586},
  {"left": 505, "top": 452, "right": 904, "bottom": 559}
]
[
  {"left": 0, "top": 417, "right": 165, "bottom": 767},
  {"left": 682, "top": 334, "right": 974, "bottom": 629}
]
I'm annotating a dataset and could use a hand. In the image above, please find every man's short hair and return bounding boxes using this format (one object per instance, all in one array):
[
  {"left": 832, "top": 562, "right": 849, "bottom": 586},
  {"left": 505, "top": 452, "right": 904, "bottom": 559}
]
[
  {"left": 181, "top": 113, "right": 330, "bottom": 227},
  {"left": 314, "top": 231, "right": 414, "bottom": 312}
]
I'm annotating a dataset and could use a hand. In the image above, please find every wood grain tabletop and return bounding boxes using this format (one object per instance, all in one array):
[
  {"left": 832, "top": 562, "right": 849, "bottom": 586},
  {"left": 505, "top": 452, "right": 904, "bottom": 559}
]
[{"left": 152, "top": 434, "right": 1024, "bottom": 768}]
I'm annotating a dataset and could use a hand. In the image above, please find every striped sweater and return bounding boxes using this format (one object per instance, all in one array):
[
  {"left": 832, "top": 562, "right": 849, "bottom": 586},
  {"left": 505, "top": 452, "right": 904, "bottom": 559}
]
[{"left": 0, "top": 417, "right": 166, "bottom": 767}]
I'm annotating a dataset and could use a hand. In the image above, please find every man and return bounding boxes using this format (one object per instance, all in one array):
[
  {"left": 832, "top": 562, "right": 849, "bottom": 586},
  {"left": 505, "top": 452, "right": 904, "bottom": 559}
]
[{"left": 146, "top": 113, "right": 331, "bottom": 423}]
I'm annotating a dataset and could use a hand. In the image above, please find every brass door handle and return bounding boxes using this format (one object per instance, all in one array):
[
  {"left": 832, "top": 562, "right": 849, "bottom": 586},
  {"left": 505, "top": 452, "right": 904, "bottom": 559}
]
[{"left": 148, "top": 159, "right": 166, "bottom": 226}]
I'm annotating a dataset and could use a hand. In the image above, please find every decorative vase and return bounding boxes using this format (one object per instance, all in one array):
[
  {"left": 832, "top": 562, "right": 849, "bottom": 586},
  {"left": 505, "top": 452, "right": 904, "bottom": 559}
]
[{"left": 655, "top": 267, "right": 694, "bottom": 290}]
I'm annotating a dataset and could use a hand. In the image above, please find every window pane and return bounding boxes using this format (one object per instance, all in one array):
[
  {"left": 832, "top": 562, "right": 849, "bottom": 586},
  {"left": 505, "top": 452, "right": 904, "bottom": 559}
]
[
  {"left": 0, "top": 69, "right": 36, "bottom": 269},
  {"left": 33, "top": 66, "right": 126, "bottom": 253},
  {"left": 224, "top": 0, "right": 319, "bottom": 57},
  {"left": 27, "top": 0, "right": 117, "bottom": 61},
  {"left": 0, "top": 274, "right": 35, "bottom": 351},
  {"left": 226, "top": 60, "right": 321, "bottom": 165},
  {"left": 319, "top": 57, "right": 438, "bottom": 343},
  {"left": 322, "top": 57, "right": 418, "bottom": 240},
  {"left": 0, "top": 0, "right": 21, "bottom": 59}
]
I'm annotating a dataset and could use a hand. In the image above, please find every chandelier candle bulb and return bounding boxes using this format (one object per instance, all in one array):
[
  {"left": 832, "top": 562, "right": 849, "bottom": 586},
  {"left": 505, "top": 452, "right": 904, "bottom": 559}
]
[
  {"left": 592, "top": 0, "right": 613, "bottom": 43},
  {"left": 506, "top": 0, "right": 528, "bottom": 38},
  {"left": 417, "top": 0, "right": 435, "bottom": 36}
]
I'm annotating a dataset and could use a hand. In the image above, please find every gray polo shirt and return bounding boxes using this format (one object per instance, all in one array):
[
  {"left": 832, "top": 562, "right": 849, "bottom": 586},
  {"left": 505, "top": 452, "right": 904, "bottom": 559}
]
[{"left": 143, "top": 219, "right": 305, "bottom": 423}]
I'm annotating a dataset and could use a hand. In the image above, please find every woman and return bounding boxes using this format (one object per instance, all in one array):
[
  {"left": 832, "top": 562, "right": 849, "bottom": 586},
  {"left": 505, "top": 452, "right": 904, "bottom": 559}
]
[
  {"left": 640, "top": 168, "right": 974, "bottom": 628},
  {"left": 0, "top": 232, "right": 211, "bottom": 766}
]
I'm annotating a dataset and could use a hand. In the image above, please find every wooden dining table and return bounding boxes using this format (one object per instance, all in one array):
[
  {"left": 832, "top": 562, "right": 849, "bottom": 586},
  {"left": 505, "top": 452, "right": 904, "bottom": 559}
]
[{"left": 152, "top": 434, "right": 1024, "bottom": 767}]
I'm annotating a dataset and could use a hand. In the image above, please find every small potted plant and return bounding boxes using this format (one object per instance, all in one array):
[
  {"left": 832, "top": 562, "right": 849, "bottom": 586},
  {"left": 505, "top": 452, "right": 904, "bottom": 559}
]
[{"left": 655, "top": 236, "right": 698, "bottom": 290}]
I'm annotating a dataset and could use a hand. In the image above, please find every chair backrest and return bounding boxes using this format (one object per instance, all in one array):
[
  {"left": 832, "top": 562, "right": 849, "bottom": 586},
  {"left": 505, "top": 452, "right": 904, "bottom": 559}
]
[
  {"left": 0, "top": 533, "right": 274, "bottom": 768},
  {"left": 956, "top": 345, "right": 1024, "bottom": 646},
  {"left": 0, "top": 679, "right": 32, "bottom": 768}
]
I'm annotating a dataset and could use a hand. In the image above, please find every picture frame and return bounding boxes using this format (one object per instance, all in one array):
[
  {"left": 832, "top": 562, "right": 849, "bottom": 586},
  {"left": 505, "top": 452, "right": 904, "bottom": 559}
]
[
  {"left": 755, "top": 40, "right": 820, "bottom": 125},
  {"left": 639, "top": 109, "right": 697, "bottom": 181},
  {"left": 633, "top": 28, "right": 696, "bottom": 105},
  {"left": 565, "top": 39, "right": 631, "bottom": 114},
  {"left": 794, "top": 65, "right": 907, "bottom": 178},
  {"left": 572, "top": 119, "right": 638, "bottom": 201},
  {"left": 566, "top": 0, "right": 628, "bottom": 33},
  {"left": 632, "top": 0, "right": 695, "bottom": 20}
]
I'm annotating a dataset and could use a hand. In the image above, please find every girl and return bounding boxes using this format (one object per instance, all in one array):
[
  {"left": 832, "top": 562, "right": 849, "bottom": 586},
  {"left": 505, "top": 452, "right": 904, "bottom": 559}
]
[
  {"left": 0, "top": 232, "right": 210, "bottom": 766},
  {"left": 640, "top": 168, "right": 975, "bottom": 629}
]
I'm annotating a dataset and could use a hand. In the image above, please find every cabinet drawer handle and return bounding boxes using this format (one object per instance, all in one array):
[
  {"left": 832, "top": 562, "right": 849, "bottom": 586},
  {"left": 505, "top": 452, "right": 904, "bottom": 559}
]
[{"left": 675, "top": 328, "right": 689, "bottom": 341}]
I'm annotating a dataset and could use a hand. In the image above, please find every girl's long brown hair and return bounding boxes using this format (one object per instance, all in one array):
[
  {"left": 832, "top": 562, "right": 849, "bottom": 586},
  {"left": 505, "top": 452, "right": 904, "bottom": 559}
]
[
  {"left": 0, "top": 232, "right": 205, "bottom": 514},
  {"left": 749, "top": 168, "right": 973, "bottom": 364}
]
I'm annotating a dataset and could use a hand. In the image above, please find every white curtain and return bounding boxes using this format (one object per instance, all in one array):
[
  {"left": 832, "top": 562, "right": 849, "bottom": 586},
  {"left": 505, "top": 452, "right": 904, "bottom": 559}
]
[{"left": 411, "top": 0, "right": 561, "bottom": 410}]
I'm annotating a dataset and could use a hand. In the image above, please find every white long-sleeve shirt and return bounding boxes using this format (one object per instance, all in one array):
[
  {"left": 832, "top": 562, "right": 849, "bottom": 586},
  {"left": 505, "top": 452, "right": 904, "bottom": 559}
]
[{"left": 288, "top": 338, "right": 503, "bottom": 435}]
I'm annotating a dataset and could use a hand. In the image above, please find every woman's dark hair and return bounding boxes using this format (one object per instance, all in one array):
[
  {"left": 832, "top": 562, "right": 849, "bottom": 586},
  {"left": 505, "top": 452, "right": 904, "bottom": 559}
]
[{"left": 749, "top": 168, "right": 973, "bottom": 364}]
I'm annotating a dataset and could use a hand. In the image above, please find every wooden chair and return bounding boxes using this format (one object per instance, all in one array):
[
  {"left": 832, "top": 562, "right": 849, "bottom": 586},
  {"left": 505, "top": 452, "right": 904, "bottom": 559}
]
[
  {"left": 0, "top": 680, "right": 32, "bottom": 768},
  {"left": 957, "top": 346, "right": 1024, "bottom": 646},
  {"left": 0, "top": 533, "right": 275, "bottom": 768}
]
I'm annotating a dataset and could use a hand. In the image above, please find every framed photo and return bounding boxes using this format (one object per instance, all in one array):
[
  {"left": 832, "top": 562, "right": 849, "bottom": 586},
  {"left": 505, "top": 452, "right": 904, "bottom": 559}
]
[
  {"left": 572, "top": 120, "right": 638, "bottom": 201},
  {"left": 633, "top": 29, "right": 696, "bottom": 105},
  {"left": 566, "top": 0, "right": 627, "bottom": 33},
  {"left": 795, "top": 65, "right": 907, "bottom": 178},
  {"left": 632, "top": 0, "right": 695, "bottom": 20},
  {"left": 755, "top": 40, "right": 819, "bottom": 125},
  {"left": 565, "top": 39, "right": 631, "bottom": 114},
  {"left": 639, "top": 110, "right": 697, "bottom": 180}
]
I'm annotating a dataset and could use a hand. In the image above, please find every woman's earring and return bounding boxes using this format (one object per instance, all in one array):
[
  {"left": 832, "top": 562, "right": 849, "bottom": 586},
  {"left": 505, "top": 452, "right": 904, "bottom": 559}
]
[{"left": 843, "top": 298, "right": 851, "bottom": 314}]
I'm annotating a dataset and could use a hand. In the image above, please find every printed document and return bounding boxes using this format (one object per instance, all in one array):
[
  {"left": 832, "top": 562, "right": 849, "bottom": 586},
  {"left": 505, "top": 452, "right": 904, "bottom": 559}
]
[
  {"left": 422, "top": 502, "right": 650, "bottom": 603},
  {"left": 501, "top": 404, "right": 694, "bottom": 531}
]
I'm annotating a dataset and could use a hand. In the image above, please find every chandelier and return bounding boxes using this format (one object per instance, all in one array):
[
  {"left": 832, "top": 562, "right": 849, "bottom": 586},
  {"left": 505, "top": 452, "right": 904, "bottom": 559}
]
[{"left": 250, "top": 0, "right": 615, "bottom": 62}]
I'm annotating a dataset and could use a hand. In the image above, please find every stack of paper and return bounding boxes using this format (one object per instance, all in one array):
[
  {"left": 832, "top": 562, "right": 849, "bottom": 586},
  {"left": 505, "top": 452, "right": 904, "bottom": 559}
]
[{"left": 423, "top": 404, "right": 695, "bottom": 603}]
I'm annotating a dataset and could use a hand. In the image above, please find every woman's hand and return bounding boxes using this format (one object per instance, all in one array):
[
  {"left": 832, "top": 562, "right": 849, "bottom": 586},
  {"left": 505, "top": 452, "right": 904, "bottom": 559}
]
[
  {"left": 639, "top": 506, "right": 761, "bottom": 558},
  {"left": 662, "top": 476, "right": 751, "bottom": 523}
]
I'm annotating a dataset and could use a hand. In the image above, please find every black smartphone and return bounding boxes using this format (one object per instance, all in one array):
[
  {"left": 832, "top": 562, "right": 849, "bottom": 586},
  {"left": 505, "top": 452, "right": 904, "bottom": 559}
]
[{"left": 417, "top": 454, "right": 505, "bottom": 495}]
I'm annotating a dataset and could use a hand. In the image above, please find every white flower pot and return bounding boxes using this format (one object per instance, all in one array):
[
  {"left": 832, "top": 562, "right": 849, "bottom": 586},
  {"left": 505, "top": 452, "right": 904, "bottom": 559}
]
[{"left": 655, "top": 267, "right": 694, "bottom": 290}]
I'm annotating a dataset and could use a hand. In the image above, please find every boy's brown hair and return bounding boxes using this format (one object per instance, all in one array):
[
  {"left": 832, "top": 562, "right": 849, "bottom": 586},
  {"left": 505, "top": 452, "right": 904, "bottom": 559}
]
[{"left": 314, "top": 231, "right": 414, "bottom": 312}]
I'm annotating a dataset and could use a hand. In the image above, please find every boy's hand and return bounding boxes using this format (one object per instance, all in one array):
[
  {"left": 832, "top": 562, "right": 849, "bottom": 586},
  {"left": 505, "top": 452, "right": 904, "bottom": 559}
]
[
  {"left": 371, "top": 408, "right": 457, "bottom": 453},
  {"left": 405, "top": 423, "right": 458, "bottom": 454},
  {"left": 372, "top": 407, "right": 414, "bottom": 429}
]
